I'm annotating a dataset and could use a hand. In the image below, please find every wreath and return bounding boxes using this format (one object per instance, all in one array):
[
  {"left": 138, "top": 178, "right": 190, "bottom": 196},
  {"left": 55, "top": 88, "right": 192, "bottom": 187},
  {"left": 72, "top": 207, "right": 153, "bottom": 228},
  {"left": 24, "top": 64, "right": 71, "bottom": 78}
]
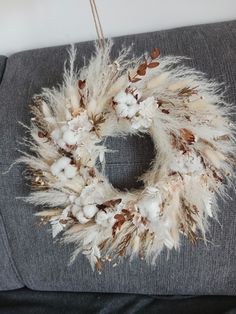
[{"left": 18, "top": 41, "right": 235, "bottom": 271}]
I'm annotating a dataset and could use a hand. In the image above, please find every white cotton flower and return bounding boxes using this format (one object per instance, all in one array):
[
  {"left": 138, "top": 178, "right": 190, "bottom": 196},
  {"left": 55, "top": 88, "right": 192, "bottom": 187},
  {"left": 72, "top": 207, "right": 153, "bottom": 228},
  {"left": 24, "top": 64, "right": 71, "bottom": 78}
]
[
  {"left": 116, "top": 102, "right": 139, "bottom": 118},
  {"left": 75, "top": 211, "right": 90, "bottom": 224},
  {"left": 51, "top": 113, "right": 93, "bottom": 149},
  {"left": 64, "top": 164, "right": 77, "bottom": 178},
  {"left": 71, "top": 204, "right": 81, "bottom": 216},
  {"left": 63, "top": 129, "right": 78, "bottom": 145},
  {"left": 114, "top": 91, "right": 140, "bottom": 118},
  {"left": 79, "top": 182, "right": 105, "bottom": 205},
  {"left": 57, "top": 138, "right": 67, "bottom": 150},
  {"left": 95, "top": 211, "right": 108, "bottom": 225},
  {"left": 83, "top": 204, "right": 98, "bottom": 219},
  {"left": 169, "top": 152, "right": 203, "bottom": 174},
  {"left": 51, "top": 157, "right": 71, "bottom": 176},
  {"left": 50, "top": 157, "right": 77, "bottom": 180},
  {"left": 137, "top": 187, "right": 162, "bottom": 222},
  {"left": 131, "top": 96, "right": 155, "bottom": 130}
]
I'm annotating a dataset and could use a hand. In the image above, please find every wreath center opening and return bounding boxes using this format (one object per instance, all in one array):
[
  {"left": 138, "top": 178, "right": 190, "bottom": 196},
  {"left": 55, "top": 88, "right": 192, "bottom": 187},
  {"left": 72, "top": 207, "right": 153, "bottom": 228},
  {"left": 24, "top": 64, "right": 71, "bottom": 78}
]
[{"left": 97, "top": 134, "right": 155, "bottom": 191}]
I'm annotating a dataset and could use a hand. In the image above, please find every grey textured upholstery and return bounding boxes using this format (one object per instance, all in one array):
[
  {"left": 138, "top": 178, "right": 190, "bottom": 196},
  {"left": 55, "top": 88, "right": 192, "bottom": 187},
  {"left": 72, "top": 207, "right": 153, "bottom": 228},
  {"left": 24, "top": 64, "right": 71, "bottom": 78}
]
[
  {"left": 0, "top": 55, "right": 24, "bottom": 290},
  {"left": 0, "top": 20, "right": 235, "bottom": 294}
]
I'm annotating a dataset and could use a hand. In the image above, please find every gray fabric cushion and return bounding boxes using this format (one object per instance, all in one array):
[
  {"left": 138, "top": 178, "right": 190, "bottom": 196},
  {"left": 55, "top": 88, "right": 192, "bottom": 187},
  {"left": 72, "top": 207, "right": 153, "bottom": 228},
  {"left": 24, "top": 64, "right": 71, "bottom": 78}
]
[
  {"left": 0, "top": 56, "right": 7, "bottom": 84},
  {"left": 0, "top": 54, "right": 23, "bottom": 290},
  {"left": 0, "top": 20, "right": 236, "bottom": 294}
]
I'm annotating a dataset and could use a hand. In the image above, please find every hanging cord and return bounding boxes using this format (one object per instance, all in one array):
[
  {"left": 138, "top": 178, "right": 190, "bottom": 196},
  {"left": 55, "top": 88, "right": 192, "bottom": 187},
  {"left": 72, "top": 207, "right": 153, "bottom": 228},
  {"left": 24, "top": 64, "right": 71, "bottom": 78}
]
[{"left": 89, "top": 0, "right": 105, "bottom": 48}]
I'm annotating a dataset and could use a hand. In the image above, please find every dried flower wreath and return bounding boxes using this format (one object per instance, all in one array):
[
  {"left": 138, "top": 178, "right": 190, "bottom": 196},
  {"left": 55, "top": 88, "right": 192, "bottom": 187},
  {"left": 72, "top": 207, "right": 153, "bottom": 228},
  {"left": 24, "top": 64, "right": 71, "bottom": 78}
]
[{"left": 17, "top": 40, "right": 235, "bottom": 271}]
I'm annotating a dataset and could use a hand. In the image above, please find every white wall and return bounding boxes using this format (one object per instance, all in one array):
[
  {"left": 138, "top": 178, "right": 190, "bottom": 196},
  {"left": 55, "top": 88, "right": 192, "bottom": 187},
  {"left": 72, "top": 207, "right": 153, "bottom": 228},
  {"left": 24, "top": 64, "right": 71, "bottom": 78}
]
[{"left": 0, "top": 0, "right": 235, "bottom": 56}]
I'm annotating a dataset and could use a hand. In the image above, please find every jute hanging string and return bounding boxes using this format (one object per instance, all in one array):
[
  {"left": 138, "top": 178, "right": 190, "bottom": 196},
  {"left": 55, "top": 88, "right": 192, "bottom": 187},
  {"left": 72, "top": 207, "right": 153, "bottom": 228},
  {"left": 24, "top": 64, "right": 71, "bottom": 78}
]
[
  {"left": 16, "top": 0, "right": 236, "bottom": 272},
  {"left": 89, "top": 0, "right": 105, "bottom": 48}
]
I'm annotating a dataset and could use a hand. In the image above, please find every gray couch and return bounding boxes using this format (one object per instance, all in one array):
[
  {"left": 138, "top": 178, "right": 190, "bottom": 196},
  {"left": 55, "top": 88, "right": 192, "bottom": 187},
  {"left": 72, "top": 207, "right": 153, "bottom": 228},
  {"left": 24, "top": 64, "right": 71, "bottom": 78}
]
[{"left": 0, "top": 20, "right": 236, "bottom": 313}]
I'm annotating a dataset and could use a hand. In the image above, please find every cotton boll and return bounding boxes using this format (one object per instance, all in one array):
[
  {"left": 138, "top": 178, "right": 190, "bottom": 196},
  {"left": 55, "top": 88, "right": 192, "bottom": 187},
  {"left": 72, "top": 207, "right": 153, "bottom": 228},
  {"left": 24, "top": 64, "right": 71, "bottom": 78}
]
[
  {"left": 57, "top": 156, "right": 71, "bottom": 169},
  {"left": 57, "top": 138, "right": 67, "bottom": 150},
  {"left": 116, "top": 103, "right": 139, "bottom": 118},
  {"left": 83, "top": 204, "right": 98, "bottom": 219},
  {"left": 51, "top": 157, "right": 70, "bottom": 176},
  {"left": 138, "top": 187, "right": 162, "bottom": 222},
  {"left": 76, "top": 211, "right": 90, "bottom": 224},
  {"left": 74, "top": 197, "right": 82, "bottom": 206},
  {"left": 63, "top": 129, "right": 78, "bottom": 145},
  {"left": 64, "top": 164, "right": 77, "bottom": 179},
  {"left": 126, "top": 93, "right": 139, "bottom": 105},
  {"left": 71, "top": 204, "right": 80, "bottom": 216},
  {"left": 114, "top": 90, "right": 143, "bottom": 119},
  {"left": 131, "top": 96, "right": 155, "bottom": 130},
  {"left": 51, "top": 157, "right": 75, "bottom": 181},
  {"left": 95, "top": 211, "right": 108, "bottom": 225},
  {"left": 57, "top": 172, "right": 67, "bottom": 181},
  {"left": 115, "top": 103, "right": 129, "bottom": 117},
  {"left": 138, "top": 197, "right": 160, "bottom": 221}
]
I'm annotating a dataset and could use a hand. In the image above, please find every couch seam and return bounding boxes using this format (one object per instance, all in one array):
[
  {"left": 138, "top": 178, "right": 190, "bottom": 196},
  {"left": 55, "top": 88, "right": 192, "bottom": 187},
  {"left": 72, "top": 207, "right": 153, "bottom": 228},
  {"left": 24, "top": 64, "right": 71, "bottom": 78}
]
[
  {"left": 0, "top": 212, "right": 24, "bottom": 287},
  {"left": 0, "top": 57, "right": 7, "bottom": 86}
]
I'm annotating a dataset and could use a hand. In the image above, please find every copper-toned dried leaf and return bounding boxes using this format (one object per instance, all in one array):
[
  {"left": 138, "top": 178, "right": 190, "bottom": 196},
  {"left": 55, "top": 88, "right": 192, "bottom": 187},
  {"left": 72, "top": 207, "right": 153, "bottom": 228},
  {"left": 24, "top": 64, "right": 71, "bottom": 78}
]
[
  {"left": 138, "top": 63, "right": 147, "bottom": 71},
  {"left": 122, "top": 209, "right": 130, "bottom": 215},
  {"left": 100, "top": 198, "right": 122, "bottom": 208},
  {"left": 137, "top": 63, "right": 147, "bottom": 76},
  {"left": 150, "top": 48, "right": 160, "bottom": 59},
  {"left": 78, "top": 79, "right": 86, "bottom": 89},
  {"left": 147, "top": 62, "right": 159, "bottom": 68},
  {"left": 180, "top": 128, "right": 195, "bottom": 144},
  {"left": 137, "top": 69, "right": 146, "bottom": 76},
  {"left": 112, "top": 219, "right": 125, "bottom": 237},
  {"left": 59, "top": 219, "right": 67, "bottom": 225},
  {"left": 114, "top": 214, "right": 126, "bottom": 223}
]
